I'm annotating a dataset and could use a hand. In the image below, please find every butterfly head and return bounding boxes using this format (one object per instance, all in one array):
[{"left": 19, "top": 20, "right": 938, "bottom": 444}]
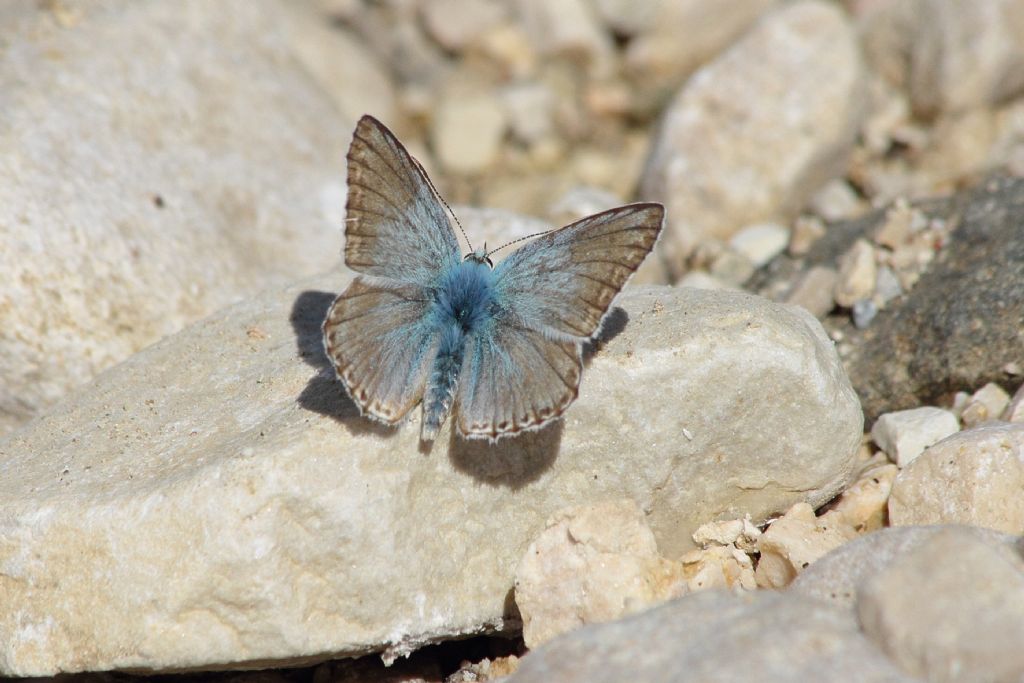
[{"left": 463, "top": 245, "right": 494, "bottom": 269}]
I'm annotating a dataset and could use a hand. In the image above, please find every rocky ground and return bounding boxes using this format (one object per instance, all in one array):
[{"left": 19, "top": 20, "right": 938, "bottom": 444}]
[{"left": 1, "top": 1, "right": 1023, "bottom": 682}]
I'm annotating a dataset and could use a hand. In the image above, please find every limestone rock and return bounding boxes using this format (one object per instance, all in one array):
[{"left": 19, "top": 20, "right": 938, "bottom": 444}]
[
  {"left": 888, "top": 422, "right": 1024, "bottom": 533},
  {"left": 858, "top": 527, "right": 1024, "bottom": 682},
  {"left": 640, "top": 1, "right": 865, "bottom": 271},
  {"left": 0, "top": 245, "right": 862, "bottom": 675},
  {"left": 754, "top": 503, "right": 858, "bottom": 589},
  {"left": 0, "top": 0, "right": 367, "bottom": 435},
  {"left": 514, "top": 499, "right": 686, "bottom": 649},
  {"left": 870, "top": 406, "right": 960, "bottom": 467},
  {"left": 508, "top": 591, "right": 916, "bottom": 683}
]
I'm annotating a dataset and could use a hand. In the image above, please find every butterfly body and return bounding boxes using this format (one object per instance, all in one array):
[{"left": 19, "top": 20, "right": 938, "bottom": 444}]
[
  {"left": 323, "top": 115, "right": 664, "bottom": 442},
  {"left": 421, "top": 253, "right": 498, "bottom": 439}
]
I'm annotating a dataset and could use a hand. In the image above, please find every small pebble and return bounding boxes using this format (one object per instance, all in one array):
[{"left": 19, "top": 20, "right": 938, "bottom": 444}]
[
  {"left": 833, "top": 239, "right": 877, "bottom": 307},
  {"left": 961, "top": 382, "right": 1011, "bottom": 427},
  {"left": 729, "top": 222, "right": 790, "bottom": 268},
  {"left": 852, "top": 298, "right": 878, "bottom": 328},
  {"left": 870, "top": 407, "right": 960, "bottom": 467}
]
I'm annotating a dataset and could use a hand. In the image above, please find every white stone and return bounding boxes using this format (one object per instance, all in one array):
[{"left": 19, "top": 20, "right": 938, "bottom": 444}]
[
  {"left": 833, "top": 239, "right": 878, "bottom": 308},
  {"left": 870, "top": 406, "right": 960, "bottom": 467},
  {"left": 754, "top": 503, "right": 857, "bottom": 588},
  {"left": 889, "top": 422, "right": 1024, "bottom": 534},
  {"left": 640, "top": 1, "right": 865, "bottom": 269},
  {"left": 857, "top": 527, "right": 1024, "bottom": 682},
  {"left": 729, "top": 223, "right": 790, "bottom": 268},
  {"left": 961, "top": 382, "right": 1012, "bottom": 427},
  {"left": 0, "top": 244, "right": 863, "bottom": 675},
  {"left": 431, "top": 92, "right": 507, "bottom": 174},
  {"left": 0, "top": 0, "right": 372, "bottom": 436},
  {"left": 515, "top": 499, "right": 687, "bottom": 649}
]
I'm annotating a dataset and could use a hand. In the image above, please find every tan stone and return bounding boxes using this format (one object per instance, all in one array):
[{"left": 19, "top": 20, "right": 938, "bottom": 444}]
[
  {"left": 889, "top": 422, "right": 1024, "bottom": 534},
  {"left": 515, "top": 499, "right": 687, "bottom": 648},
  {"left": 755, "top": 503, "right": 858, "bottom": 588}
]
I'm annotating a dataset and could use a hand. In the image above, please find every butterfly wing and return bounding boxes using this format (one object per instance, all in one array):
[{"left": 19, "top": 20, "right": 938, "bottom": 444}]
[
  {"left": 455, "top": 320, "right": 582, "bottom": 441},
  {"left": 453, "top": 203, "right": 664, "bottom": 440},
  {"left": 492, "top": 203, "right": 664, "bottom": 339},
  {"left": 323, "top": 278, "right": 439, "bottom": 424},
  {"left": 344, "top": 115, "right": 461, "bottom": 286}
]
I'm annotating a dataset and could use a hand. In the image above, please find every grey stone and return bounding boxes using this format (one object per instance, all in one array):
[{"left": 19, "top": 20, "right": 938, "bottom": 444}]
[
  {"left": 790, "top": 525, "right": 1021, "bottom": 612},
  {"left": 858, "top": 527, "right": 1024, "bottom": 682},
  {"left": 508, "top": 590, "right": 915, "bottom": 683}
]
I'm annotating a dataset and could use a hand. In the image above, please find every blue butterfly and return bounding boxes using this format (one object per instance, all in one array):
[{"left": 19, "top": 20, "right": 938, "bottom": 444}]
[{"left": 323, "top": 115, "right": 664, "bottom": 442}]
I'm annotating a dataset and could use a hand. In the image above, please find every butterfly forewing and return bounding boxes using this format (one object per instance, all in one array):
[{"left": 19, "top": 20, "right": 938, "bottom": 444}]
[
  {"left": 344, "top": 115, "right": 460, "bottom": 286},
  {"left": 493, "top": 203, "right": 664, "bottom": 339},
  {"left": 323, "top": 279, "right": 439, "bottom": 424},
  {"left": 456, "top": 321, "right": 582, "bottom": 440}
]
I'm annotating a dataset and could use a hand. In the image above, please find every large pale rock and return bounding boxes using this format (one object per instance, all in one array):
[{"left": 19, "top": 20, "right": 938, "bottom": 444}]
[
  {"left": 508, "top": 591, "right": 915, "bottom": 683},
  {"left": 640, "top": 1, "right": 865, "bottom": 271},
  {"left": 888, "top": 422, "right": 1024, "bottom": 533},
  {"left": 858, "top": 527, "right": 1024, "bottom": 682},
  {"left": 0, "top": 0, "right": 381, "bottom": 434},
  {"left": 0, "top": 231, "right": 861, "bottom": 674}
]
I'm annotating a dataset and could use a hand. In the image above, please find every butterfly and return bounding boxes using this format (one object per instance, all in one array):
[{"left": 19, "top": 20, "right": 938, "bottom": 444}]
[{"left": 322, "top": 115, "right": 664, "bottom": 442}]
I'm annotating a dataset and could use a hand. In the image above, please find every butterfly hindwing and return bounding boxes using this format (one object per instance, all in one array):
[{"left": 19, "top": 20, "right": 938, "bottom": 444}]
[
  {"left": 493, "top": 203, "right": 664, "bottom": 339},
  {"left": 323, "top": 278, "right": 439, "bottom": 424},
  {"left": 344, "top": 115, "right": 461, "bottom": 286},
  {"left": 455, "top": 319, "right": 582, "bottom": 440}
]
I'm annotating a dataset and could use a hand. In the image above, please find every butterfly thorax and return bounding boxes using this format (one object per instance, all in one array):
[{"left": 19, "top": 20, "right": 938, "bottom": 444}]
[{"left": 434, "top": 256, "right": 496, "bottom": 334}]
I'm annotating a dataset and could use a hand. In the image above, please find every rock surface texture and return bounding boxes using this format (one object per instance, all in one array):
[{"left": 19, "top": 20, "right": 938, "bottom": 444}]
[
  {"left": 0, "top": 0, "right": 379, "bottom": 435},
  {"left": 0, "top": 259, "right": 861, "bottom": 675}
]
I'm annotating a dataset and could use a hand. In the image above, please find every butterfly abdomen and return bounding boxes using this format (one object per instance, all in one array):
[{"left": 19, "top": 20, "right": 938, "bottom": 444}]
[{"left": 420, "top": 258, "right": 496, "bottom": 440}]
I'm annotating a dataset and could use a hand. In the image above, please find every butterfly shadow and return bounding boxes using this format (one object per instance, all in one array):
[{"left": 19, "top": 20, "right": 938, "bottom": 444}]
[{"left": 291, "top": 289, "right": 397, "bottom": 439}]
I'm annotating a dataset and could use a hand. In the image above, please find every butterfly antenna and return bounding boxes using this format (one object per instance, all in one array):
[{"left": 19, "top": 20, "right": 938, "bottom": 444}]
[
  {"left": 485, "top": 228, "right": 556, "bottom": 258},
  {"left": 412, "top": 155, "right": 473, "bottom": 252}
]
